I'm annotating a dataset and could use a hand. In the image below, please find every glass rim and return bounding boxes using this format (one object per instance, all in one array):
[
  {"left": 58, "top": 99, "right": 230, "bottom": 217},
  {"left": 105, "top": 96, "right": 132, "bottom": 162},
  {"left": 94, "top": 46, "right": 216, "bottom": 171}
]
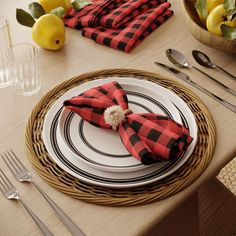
[
  {"left": 10, "top": 42, "right": 38, "bottom": 50},
  {"left": 7, "top": 43, "right": 39, "bottom": 63}
]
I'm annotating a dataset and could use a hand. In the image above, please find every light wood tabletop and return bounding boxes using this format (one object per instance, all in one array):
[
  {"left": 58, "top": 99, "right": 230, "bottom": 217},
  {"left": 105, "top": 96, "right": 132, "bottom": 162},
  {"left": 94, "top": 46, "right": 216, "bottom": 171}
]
[{"left": 0, "top": 0, "right": 235, "bottom": 235}]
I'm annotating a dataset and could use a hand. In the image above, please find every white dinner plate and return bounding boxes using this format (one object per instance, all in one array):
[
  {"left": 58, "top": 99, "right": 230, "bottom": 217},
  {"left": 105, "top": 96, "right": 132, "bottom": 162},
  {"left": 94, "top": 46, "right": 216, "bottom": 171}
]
[
  {"left": 58, "top": 80, "right": 182, "bottom": 172},
  {"left": 42, "top": 77, "right": 198, "bottom": 188}
]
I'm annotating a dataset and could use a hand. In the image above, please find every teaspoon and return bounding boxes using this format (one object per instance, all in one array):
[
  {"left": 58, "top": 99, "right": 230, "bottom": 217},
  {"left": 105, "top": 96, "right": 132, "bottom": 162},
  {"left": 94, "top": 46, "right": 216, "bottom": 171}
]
[
  {"left": 166, "top": 49, "right": 236, "bottom": 97},
  {"left": 192, "top": 50, "right": 236, "bottom": 80}
]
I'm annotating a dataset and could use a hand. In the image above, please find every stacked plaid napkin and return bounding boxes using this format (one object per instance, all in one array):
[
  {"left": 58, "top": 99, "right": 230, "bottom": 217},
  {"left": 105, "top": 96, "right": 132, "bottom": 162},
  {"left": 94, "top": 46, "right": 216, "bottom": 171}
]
[
  {"left": 63, "top": 81, "right": 193, "bottom": 165},
  {"left": 64, "top": 0, "right": 173, "bottom": 53}
]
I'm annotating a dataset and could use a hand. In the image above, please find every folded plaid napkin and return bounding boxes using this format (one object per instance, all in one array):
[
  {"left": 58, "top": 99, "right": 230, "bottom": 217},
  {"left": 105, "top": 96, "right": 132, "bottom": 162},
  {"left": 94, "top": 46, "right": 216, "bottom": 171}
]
[
  {"left": 64, "top": 0, "right": 173, "bottom": 53},
  {"left": 63, "top": 81, "right": 193, "bottom": 165}
]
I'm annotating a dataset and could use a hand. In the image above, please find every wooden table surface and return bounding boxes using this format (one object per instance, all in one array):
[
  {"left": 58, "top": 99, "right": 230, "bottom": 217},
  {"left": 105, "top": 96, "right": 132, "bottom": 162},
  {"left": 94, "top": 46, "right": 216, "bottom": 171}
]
[{"left": 0, "top": 0, "right": 235, "bottom": 235}]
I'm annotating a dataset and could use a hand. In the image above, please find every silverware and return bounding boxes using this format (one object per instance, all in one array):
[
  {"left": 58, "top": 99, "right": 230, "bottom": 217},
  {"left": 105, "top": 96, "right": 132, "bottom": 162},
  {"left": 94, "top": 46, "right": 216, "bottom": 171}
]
[
  {"left": 154, "top": 62, "right": 236, "bottom": 113},
  {"left": 0, "top": 168, "right": 54, "bottom": 236},
  {"left": 2, "top": 150, "right": 86, "bottom": 236},
  {"left": 166, "top": 49, "right": 236, "bottom": 97},
  {"left": 192, "top": 50, "right": 236, "bottom": 80}
]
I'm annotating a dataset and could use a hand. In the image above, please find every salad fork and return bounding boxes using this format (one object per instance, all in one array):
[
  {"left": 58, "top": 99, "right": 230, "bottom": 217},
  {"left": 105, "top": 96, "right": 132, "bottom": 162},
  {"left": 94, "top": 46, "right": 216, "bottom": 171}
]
[
  {"left": 2, "top": 150, "right": 86, "bottom": 236},
  {"left": 0, "top": 168, "right": 54, "bottom": 236}
]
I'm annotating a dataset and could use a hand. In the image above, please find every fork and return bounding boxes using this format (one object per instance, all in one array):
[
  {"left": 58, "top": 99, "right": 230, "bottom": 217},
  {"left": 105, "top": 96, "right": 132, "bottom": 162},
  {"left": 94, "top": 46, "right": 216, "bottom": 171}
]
[
  {"left": 2, "top": 150, "right": 86, "bottom": 236},
  {"left": 0, "top": 168, "right": 54, "bottom": 236}
]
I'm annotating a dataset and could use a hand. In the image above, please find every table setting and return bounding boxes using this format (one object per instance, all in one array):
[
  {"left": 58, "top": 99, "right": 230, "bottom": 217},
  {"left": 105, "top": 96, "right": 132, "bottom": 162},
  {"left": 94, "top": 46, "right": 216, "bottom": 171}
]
[
  {"left": 25, "top": 68, "right": 216, "bottom": 207},
  {"left": 0, "top": 0, "right": 235, "bottom": 235}
]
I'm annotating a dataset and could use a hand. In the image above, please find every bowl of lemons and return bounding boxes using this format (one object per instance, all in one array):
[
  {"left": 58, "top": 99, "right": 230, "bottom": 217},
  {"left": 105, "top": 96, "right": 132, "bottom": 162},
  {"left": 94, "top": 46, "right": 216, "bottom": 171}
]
[{"left": 182, "top": 0, "right": 236, "bottom": 54}]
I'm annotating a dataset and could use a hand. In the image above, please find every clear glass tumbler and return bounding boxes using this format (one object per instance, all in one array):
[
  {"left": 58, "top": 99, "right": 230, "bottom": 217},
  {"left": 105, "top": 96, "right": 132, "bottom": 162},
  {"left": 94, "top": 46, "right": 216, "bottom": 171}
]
[
  {"left": 7, "top": 43, "right": 41, "bottom": 96},
  {"left": 0, "top": 17, "right": 13, "bottom": 88}
]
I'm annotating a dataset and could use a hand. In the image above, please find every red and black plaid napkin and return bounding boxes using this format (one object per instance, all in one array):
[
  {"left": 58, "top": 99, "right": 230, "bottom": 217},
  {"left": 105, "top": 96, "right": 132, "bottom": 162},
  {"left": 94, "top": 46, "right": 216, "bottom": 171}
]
[
  {"left": 64, "top": 0, "right": 173, "bottom": 53},
  {"left": 63, "top": 81, "right": 193, "bottom": 165}
]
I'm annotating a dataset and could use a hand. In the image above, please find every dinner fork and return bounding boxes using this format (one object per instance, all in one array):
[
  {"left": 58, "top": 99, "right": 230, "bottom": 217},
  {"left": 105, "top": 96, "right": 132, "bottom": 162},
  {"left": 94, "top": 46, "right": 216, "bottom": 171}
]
[
  {"left": 0, "top": 168, "right": 54, "bottom": 236},
  {"left": 2, "top": 150, "right": 86, "bottom": 236}
]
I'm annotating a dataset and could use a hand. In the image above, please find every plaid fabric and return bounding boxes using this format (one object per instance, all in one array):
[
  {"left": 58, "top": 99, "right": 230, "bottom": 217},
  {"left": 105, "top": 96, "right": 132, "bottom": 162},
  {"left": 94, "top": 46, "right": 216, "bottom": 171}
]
[
  {"left": 98, "top": 0, "right": 167, "bottom": 28},
  {"left": 64, "top": 0, "right": 125, "bottom": 28},
  {"left": 64, "top": 0, "right": 173, "bottom": 53},
  {"left": 64, "top": 81, "right": 193, "bottom": 165}
]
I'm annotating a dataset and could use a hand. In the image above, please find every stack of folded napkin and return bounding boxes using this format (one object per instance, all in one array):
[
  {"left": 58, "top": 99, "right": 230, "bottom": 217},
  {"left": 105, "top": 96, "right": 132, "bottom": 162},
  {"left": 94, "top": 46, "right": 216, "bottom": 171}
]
[
  {"left": 64, "top": 0, "right": 173, "bottom": 53},
  {"left": 63, "top": 81, "right": 193, "bottom": 165}
]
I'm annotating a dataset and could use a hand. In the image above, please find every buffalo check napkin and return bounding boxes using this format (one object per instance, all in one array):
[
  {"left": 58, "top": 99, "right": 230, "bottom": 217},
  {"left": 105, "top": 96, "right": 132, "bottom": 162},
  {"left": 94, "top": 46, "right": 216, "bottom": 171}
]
[
  {"left": 63, "top": 81, "right": 193, "bottom": 165},
  {"left": 64, "top": 0, "right": 173, "bottom": 53}
]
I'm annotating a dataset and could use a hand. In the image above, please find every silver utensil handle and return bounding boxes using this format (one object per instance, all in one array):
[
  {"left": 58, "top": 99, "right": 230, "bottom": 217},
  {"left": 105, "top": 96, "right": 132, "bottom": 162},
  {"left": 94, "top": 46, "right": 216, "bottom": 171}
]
[
  {"left": 215, "top": 65, "right": 236, "bottom": 80},
  {"left": 193, "top": 66, "right": 236, "bottom": 96},
  {"left": 33, "top": 182, "right": 86, "bottom": 236},
  {"left": 189, "top": 79, "right": 236, "bottom": 113},
  {"left": 19, "top": 199, "right": 54, "bottom": 236}
]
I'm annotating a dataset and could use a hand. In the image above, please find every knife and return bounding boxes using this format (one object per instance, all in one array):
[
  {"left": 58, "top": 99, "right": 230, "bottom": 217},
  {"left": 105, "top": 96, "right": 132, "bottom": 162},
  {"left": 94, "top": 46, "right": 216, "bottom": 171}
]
[{"left": 154, "top": 62, "right": 236, "bottom": 113}]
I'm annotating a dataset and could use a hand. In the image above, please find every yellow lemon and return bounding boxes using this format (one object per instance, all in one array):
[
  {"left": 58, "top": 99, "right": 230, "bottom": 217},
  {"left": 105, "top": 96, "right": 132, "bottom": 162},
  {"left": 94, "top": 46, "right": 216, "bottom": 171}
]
[
  {"left": 206, "top": 0, "right": 224, "bottom": 13},
  {"left": 39, "top": 0, "right": 72, "bottom": 14},
  {"left": 206, "top": 4, "right": 236, "bottom": 35},
  {"left": 32, "top": 14, "right": 65, "bottom": 50}
]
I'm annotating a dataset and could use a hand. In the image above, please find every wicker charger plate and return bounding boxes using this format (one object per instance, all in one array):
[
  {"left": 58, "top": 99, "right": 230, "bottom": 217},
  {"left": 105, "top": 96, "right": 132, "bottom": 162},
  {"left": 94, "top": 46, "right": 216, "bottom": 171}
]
[{"left": 25, "top": 69, "right": 216, "bottom": 206}]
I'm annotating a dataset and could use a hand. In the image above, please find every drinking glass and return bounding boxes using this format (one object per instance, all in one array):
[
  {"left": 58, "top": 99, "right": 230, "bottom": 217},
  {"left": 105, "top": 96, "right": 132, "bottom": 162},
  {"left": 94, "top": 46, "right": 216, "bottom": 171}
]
[
  {"left": 7, "top": 43, "right": 41, "bottom": 96},
  {"left": 0, "top": 17, "right": 13, "bottom": 88}
]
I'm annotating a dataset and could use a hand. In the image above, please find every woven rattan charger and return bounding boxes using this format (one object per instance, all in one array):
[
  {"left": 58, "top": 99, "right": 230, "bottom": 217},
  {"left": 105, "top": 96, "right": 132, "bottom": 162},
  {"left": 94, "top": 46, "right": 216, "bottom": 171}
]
[{"left": 25, "top": 69, "right": 216, "bottom": 206}]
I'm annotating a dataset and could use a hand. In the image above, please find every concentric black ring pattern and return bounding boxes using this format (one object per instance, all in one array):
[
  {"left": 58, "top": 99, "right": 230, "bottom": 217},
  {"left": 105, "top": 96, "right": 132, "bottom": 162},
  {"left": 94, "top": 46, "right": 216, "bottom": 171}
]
[{"left": 49, "top": 87, "right": 189, "bottom": 186}]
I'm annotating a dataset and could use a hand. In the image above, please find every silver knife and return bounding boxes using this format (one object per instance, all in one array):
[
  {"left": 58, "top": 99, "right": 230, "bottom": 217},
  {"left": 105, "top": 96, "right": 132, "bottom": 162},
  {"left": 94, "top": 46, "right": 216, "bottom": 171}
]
[{"left": 154, "top": 62, "right": 236, "bottom": 113}]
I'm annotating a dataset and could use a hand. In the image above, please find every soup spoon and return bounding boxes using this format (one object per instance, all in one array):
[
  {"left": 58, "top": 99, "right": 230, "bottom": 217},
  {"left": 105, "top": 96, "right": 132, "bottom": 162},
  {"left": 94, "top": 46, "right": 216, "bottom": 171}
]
[
  {"left": 166, "top": 49, "right": 236, "bottom": 97},
  {"left": 192, "top": 50, "right": 236, "bottom": 80}
]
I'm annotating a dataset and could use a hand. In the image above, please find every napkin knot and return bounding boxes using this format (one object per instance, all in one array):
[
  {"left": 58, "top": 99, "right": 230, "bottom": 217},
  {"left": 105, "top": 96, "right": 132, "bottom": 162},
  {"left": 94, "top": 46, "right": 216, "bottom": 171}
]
[{"left": 104, "top": 105, "right": 133, "bottom": 130}]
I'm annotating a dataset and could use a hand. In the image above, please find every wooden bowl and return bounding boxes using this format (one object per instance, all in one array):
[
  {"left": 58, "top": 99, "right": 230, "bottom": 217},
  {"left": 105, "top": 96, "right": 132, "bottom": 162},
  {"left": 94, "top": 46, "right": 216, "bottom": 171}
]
[{"left": 182, "top": 0, "right": 236, "bottom": 54}]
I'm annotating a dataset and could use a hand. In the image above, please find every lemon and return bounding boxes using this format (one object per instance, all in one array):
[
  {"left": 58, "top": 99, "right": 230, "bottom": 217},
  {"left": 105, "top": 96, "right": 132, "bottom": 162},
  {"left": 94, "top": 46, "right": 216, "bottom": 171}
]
[
  {"left": 206, "top": 4, "right": 236, "bottom": 35},
  {"left": 32, "top": 14, "right": 65, "bottom": 50},
  {"left": 39, "top": 0, "right": 72, "bottom": 14},
  {"left": 206, "top": 0, "right": 224, "bottom": 13}
]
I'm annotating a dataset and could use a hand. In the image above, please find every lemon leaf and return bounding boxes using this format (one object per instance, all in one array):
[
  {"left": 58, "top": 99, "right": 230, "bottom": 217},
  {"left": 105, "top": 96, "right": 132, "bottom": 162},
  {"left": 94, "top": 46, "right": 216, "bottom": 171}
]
[
  {"left": 221, "top": 24, "right": 236, "bottom": 40},
  {"left": 224, "top": 0, "right": 235, "bottom": 11},
  {"left": 16, "top": 8, "right": 35, "bottom": 27},
  {"left": 72, "top": 0, "right": 92, "bottom": 11},
  {"left": 194, "top": 0, "right": 208, "bottom": 22},
  {"left": 50, "top": 7, "right": 66, "bottom": 18},
  {"left": 227, "top": 6, "right": 236, "bottom": 21},
  {"left": 29, "top": 2, "right": 46, "bottom": 19}
]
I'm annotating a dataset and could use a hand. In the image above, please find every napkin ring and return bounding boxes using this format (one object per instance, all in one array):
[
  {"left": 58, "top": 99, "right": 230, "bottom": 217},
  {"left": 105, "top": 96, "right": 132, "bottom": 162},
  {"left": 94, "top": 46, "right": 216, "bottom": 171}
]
[{"left": 104, "top": 105, "right": 133, "bottom": 130}]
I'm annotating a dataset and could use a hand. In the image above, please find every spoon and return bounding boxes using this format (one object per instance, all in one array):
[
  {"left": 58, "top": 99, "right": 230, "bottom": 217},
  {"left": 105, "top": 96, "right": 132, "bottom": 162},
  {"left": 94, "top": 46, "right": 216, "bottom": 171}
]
[
  {"left": 166, "top": 49, "right": 236, "bottom": 97},
  {"left": 192, "top": 50, "right": 236, "bottom": 80}
]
